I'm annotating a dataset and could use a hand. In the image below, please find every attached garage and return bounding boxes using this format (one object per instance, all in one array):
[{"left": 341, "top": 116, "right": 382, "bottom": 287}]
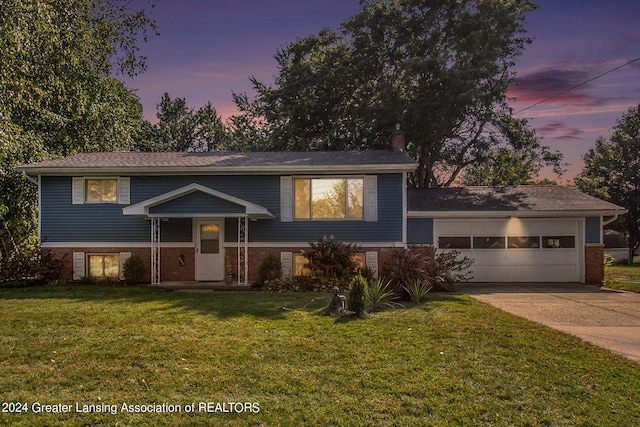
[
  {"left": 434, "top": 218, "right": 581, "bottom": 282},
  {"left": 407, "top": 186, "right": 627, "bottom": 284}
]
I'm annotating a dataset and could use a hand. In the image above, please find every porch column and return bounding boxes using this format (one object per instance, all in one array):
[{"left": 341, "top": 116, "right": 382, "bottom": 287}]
[
  {"left": 238, "top": 216, "right": 248, "bottom": 285},
  {"left": 151, "top": 218, "right": 161, "bottom": 285}
]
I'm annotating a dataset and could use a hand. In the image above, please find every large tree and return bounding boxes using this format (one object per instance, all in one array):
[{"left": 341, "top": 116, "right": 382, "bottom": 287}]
[
  {"left": 0, "top": 0, "right": 156, "bottom": 244},
  {"left": 460, "top": 116, "right": 564, "bottom": 186},
  {"left": 231, "top": 0, "right": 560, "bottom": 187},
  {"left": 135, "top": 93, "right": 229, "bottom": 152},
  {"left": 575, "top": 103, "right": 640, "bottom": 255}
]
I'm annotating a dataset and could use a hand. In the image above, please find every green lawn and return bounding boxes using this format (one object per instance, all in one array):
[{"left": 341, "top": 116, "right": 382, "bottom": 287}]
[
  {"left": 605, "top": 256, "right": 640, "bottom": 292},
  {"left": 1, "top": 286, "right": 639, "bottom": 426}
]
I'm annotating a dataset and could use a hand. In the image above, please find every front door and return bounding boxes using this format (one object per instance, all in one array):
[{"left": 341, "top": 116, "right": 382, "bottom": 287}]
[{"left": 195, "top": 219, "right": 224, "bottom": 281}]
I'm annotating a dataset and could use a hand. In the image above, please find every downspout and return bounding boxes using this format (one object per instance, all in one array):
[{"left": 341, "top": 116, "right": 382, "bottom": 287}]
[
  {"left": 22, "top": 170, "right": 39, "bottom": 185},
  {"left": 402, "top": 171, "right": 408, "bottom": 248},
  {"left": 602, "top": 212, "right": 620, "bottom": 226}
]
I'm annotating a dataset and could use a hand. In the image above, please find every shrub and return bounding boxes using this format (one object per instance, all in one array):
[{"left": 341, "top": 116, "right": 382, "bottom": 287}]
[
  {"left": 123, "top": 255, "right": 146, "bottom": 285},
  {"left": 380, "top": 247, "right": 431, "bottom": 299},
  {"left": 0, "top": 245, "right": 64, "bottom": 287},
  {"left": 367, "top": 278, "right": 399, "bottom": 312},
  {"left": 347, "top": 272, "right": 368, "bottom": 316},
  {"left": 380, "top": 246, "right": 473, "bottom": 297},
  {"left": 359, "top": 265, "right": 376, "bottom": 284},
  {"left": 302, "top": 236, "right": 361, "bottom": 278},
  {"left": 258, "top": 254, "right": 282, "bottom": 283},
  {"left": 426, "top": 247, "right": 473, "bottom": 291},
  {"left": 402, "top": 279, "right": 432, "bottom": 305}
]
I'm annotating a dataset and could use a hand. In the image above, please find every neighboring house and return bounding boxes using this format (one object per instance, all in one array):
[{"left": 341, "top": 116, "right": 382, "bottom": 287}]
[
  {"left": 603, "top": 229, "right": 631, "bottom": 264},
  {"left": 407, "top": 186, "right": 627, "bottom": 283},
  {"left": 19, "top": 149, "right": 417, "bottom": 284},
  {"left": 19, "top": 145, "right": 626, "bottom": 285}
]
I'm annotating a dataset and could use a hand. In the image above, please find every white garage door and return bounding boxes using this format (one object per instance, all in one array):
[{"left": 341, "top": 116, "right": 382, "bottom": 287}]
[{"left": 435, "top": 218, "right": 582, "bottom": 282}]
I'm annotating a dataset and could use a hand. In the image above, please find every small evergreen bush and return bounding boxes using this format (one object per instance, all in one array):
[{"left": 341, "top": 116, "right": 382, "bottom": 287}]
[
  {"left": 123, "top": 255, "right": 146, "bottom": 285},
  {"left": 258, "top": 254, "right": 282, "bottom": 283},
  {"left": 347, "top": 272, "right": 368, "bottom": 316}
]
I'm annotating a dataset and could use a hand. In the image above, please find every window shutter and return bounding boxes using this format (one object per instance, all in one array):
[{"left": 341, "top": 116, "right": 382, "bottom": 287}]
[
  {"left": 118, "top": 177, "right": 131, "bottom": 205},
  {"left": 72, "top": 177, "right": 84, "bottom": 205},
  {"left": 119, "top": 252, "right": 132, "bottom": 281},
  {"left": 72, "top": 252, "right": 85, "bottom": 280},
  {"left": 364, "top": 176, "right": 378, "bottom": 222},
  {"left": 280, "top": 176, "right": 293, "bottom": 222},
  {"left": 280, "top": 252, "right": 293, "bottom": 278},
  {"left": 365, "top": 251, "right": 378, "bottom": 278}
]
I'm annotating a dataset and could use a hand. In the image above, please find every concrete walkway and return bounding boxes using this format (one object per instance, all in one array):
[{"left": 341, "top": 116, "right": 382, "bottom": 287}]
[{"left": 456, "top": 283, "right": 640, "bottom": 363}]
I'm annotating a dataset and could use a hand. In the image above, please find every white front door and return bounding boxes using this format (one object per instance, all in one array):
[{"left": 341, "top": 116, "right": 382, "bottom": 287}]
[{"left": 195, "top": 219, "right": 224, "bottom": 281}]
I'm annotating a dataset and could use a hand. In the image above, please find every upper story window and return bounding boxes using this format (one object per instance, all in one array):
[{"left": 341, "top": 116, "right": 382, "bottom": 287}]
[
  {"left": 294, "top": 178, "right": 364, "bottom": 220},
  {"left": 86, "top": 179, "right": 118, "bottom": 203},
  {"left": 72, "top": 177, "right": 130, "bottom": 205}
]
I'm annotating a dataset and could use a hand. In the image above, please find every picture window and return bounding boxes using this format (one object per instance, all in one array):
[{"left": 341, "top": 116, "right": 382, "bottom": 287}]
[{"left": 294, "top": 178, "right": 363, "bottom": 220}]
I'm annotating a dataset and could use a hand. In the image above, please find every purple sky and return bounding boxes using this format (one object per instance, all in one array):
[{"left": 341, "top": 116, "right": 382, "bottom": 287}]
[{"left": 124, "top": 0, "right": 640, "bottom": 183}]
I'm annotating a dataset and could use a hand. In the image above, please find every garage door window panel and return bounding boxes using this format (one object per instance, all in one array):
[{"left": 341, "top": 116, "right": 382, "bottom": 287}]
[
  {"left": 473, "top": 237, "right": 505, "bottom": 249},
  {"left": 508, "top": 236, "right": 540, "bottom": 249},
  {"left": 438, "top": 237, "right": 471, "bottom": 249},
  {"left": 542, "top": 236, "right": 575, "bottom": 249}
]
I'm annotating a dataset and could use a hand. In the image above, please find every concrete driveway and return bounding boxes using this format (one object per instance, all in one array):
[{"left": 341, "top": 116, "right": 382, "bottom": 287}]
[{"left": 456, "top": 283, "right": 640, "bottom": 363}]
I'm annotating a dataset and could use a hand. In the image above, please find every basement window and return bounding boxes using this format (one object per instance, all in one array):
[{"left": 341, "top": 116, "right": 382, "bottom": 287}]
[{"left": 88, "top": 254, "right": 119, "bottom": 278}]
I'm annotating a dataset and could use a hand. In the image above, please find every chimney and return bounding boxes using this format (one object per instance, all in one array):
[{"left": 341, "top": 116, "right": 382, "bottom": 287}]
[{"left": 391, "top": 123, "right": 406, "bottom": 152}]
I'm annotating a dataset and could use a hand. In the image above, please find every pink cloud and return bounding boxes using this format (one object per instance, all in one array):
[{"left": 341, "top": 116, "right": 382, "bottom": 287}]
[{"left": 536, "top": 121, "right": 585, "bottom": 140}]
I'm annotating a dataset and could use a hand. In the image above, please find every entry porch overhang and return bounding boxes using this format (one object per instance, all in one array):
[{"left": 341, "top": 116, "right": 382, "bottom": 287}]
[
  {"left": 122, "top": 183, "right": 274, "bottom": 220},
  {"left": 122, "top": 183, "right": 274, "bottom": 285}
]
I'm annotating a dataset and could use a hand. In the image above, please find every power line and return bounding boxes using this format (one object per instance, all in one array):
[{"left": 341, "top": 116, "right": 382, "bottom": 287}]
[{"left": 514, "top": 56, "right": 640, "bottom": 114}]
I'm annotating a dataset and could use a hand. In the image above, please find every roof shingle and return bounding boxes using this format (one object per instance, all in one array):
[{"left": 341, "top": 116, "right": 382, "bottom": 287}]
[
  {"left": 20, "top": 150, "right": 417, "bottom": 174},
  {"left": 408, "top": 186, "right": 625, "bottom": 213}
]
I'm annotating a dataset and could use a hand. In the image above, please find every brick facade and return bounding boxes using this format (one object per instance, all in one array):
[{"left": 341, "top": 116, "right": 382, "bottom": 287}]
[
  {"left": 47, "top": 246, "right": 396, "bottom": 283},
  {"left": 47, "top": 247, "right": 152, "bottom": 282},
  {"left": 585, "top": 244, "right": 605, "bottom": 284},
  {"left": 225, "top": 246, "right": 396, "bottom": 282}
]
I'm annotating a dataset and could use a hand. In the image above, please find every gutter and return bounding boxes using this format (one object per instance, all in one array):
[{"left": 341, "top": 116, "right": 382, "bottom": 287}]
[
  {"left": 407, "top": 209, "right": 628, "bottom": 219},
  {"left": 603, "top": 211, "right": 621, "bottom": 226},
  {"left": 21, "top": 170, "right": 39, "bottom": 185}
]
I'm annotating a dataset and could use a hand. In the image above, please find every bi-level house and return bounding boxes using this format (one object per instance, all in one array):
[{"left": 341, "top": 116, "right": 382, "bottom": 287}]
[
  {"left": 19, "top": 131, "right": 625, "bottom": 285},
  {"left": 19, "top": 142, "right": 416, "bottom": 285}
]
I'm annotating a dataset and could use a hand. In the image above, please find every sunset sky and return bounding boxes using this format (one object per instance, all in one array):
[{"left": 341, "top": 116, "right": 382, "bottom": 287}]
[{"left": 124, "top": 0, "right": 640, "bottom": 183}]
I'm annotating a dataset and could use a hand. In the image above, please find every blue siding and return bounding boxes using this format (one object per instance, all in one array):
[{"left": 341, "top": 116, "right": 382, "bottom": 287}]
[
  {"left": 41, "top": 177, "right": 150, "bottom": 242},
  {"left": 40, "top": 173, "right": 406, "bottom": 244},
  {"left": 407, "top": 218, "right": 433, "bottom": 245},
  {"left": 585, "top": 216, "right": 601, "bottom": 244},
  {"left": 162, "top": 218, "right": 192, "bottom": 242},
  {"left": 149, "top": 192, "right": 245, "bottom": 215}
]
